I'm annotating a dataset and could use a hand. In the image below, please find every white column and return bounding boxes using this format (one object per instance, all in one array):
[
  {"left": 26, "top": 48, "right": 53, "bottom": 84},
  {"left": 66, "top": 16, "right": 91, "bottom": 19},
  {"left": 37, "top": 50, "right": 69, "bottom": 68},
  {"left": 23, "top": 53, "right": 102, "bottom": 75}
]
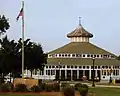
[
  {"left": 44, "top": 67, "right": 46, "bottom": 76},
  {"left": 65, "top": 65, "right": 67, "bottom": 79},
  {"left": 71, "top": 69, "right": 72, "bottom": 81},
  {"left": 59, "top": 70, "right": 61, "bottom": 79},
  {"left": 83, "top": 70, "right": 85, "bottom": 76},
  {"left": 77, "top": 70, "right": 79, "bottom": 79},
  {"left": 89, "top": 70, "right": 91, "bottom": 79}
]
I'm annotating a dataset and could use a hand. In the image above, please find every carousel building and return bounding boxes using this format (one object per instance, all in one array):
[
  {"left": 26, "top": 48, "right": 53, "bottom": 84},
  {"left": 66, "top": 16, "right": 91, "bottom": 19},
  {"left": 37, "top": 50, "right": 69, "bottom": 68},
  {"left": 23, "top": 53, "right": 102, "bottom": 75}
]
[{"left": 24, "top": 20, "right": 120, "bottom": 81}]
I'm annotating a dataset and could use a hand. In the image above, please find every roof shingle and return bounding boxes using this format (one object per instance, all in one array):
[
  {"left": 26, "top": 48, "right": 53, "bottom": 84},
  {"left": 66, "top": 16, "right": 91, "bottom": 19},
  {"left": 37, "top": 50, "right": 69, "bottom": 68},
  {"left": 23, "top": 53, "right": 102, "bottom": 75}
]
[{"left": 67, "top": 24, "right": 93, "bottom": 38}]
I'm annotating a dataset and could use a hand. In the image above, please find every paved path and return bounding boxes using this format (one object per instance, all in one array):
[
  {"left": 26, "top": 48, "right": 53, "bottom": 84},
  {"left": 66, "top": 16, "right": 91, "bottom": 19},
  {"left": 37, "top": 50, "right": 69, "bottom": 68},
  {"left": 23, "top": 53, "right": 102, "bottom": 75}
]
[
  {"left": 70, "top": 83, "right": 120, "bottom": 88},
  {"left": 91, "top": 84, "right": 120, "bottom": 88}
]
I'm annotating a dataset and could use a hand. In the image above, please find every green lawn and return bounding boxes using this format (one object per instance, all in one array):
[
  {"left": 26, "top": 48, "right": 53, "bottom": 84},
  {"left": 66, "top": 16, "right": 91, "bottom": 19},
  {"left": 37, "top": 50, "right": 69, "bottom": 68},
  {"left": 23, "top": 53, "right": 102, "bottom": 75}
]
[{"left": 89, "top": 87, "right": 120, "bottom": 96}]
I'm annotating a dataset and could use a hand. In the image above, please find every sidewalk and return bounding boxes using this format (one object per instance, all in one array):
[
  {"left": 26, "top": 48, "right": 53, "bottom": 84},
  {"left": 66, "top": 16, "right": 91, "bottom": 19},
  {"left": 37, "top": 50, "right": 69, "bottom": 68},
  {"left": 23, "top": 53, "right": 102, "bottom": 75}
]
[{"left": 83, "top": 83, "right": 120, "bottom": 88}]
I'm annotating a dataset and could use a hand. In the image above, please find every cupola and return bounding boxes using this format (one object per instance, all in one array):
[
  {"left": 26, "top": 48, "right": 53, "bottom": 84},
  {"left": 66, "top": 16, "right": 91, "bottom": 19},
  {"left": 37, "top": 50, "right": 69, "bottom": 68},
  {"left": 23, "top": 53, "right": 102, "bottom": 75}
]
[{"left": 67, "top": 17, "right": 93, "bottom": 42}]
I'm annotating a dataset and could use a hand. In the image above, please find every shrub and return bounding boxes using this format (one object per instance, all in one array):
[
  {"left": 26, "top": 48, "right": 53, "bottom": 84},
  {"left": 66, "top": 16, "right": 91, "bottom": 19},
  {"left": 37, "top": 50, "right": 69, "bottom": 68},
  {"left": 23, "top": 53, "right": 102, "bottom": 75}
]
[
  {"left": 62, "top": 85, "right": 75, "bottom": 96},
  {"left": 14, "top": 84, "right": 27, "bottom": 92},
  {"left": 40, "top": 83, "right": 46, "bottom": 91},
  {"left": 53, "top": 83, "right": 60, "bottom": 92},
  {"left": 82, "top": 84, "right": 88, "bottom": 88},
  {"left": 45, "top": 84, "right": 53, "bottom": 92},
  {"left": 74, "top": 83, "right": 82, "bottom": 91},
  {"left": 0, "top": 83, "right": 11, "bottom": 92},
  {"left": 78, "top": 84, "right": 88, "bottom": 96},
  {"left": 61, "top": 83, "right": 69, "bottom": 88},
  {"left": 30, "top": 85, "right": 41, "bottom": 92}
]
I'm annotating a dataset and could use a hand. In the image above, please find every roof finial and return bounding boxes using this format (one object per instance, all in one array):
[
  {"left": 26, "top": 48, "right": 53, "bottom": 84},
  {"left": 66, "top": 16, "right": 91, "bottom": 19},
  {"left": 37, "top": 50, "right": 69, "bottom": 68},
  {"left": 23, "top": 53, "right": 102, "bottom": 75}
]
[{"left": 79, "top": 17, "right": 81, "bottom": 25}]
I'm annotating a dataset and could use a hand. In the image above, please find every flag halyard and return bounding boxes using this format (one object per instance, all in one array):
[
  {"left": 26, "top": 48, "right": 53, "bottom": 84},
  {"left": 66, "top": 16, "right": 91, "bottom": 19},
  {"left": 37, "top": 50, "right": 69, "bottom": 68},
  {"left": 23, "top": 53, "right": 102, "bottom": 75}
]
[{"left": 16, "top": 8, "right": 23, "bottom": 21}]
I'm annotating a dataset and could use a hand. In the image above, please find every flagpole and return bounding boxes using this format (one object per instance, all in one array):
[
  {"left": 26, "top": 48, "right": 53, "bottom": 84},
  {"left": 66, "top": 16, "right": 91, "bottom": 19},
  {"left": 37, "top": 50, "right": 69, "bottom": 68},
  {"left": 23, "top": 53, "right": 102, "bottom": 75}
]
[{"left": 22, "top": 0, "right": 24, "bottom": 79}]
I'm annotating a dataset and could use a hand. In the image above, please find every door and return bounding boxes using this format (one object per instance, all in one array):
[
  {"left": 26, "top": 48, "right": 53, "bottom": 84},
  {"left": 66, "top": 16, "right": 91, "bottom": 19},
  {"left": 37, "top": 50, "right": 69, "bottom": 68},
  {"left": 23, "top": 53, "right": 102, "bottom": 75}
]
[{"left": 67, "top": 70, "right": 71, "bottom": 81}]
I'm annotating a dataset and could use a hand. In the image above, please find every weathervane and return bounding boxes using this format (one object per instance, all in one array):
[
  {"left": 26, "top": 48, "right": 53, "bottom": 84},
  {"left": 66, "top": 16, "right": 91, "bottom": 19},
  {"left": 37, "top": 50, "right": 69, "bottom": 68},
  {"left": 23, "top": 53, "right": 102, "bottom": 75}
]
[{"left": 79, "top": 17, "right": 81, "bottom": 25}]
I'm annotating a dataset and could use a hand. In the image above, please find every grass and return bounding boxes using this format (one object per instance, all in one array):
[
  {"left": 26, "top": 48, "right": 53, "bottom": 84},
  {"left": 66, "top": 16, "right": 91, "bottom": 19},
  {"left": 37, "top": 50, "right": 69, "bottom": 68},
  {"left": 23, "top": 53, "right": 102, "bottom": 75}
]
[
  {"left": 89, "top": 87, "right": 120, "bottom": 96},
  {"left": 0, "top": 87, "right": 120, "bottom": 96}
]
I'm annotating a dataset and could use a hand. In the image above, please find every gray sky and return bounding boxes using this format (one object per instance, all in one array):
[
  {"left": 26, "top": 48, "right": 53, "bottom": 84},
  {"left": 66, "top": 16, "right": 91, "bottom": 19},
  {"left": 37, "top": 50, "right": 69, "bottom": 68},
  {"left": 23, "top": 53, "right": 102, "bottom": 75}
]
[{"left": 0, "top": 0, "right": 120, "bottom": 55}]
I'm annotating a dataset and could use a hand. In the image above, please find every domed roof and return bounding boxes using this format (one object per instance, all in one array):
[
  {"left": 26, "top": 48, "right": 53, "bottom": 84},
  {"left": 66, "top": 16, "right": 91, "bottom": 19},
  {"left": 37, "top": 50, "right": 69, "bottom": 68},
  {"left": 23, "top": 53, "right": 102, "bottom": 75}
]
[{"left": 67, "top": 24, "right": 93, "bottom": 38}]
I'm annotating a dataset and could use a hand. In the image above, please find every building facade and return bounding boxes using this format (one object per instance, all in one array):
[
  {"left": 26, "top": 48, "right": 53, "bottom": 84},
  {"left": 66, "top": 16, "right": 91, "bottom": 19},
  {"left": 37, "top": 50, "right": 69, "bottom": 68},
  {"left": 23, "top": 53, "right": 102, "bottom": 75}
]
[{"left": 24, "top": 22, "right": 120, "bottom": 81}]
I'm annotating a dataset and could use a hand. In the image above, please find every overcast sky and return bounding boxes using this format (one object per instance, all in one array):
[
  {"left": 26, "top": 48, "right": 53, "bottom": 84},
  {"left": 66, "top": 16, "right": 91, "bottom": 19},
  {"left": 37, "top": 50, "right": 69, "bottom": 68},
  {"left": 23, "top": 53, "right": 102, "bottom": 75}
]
[{"left": 0, "top": 0, "right": 120, "bottom": 55}]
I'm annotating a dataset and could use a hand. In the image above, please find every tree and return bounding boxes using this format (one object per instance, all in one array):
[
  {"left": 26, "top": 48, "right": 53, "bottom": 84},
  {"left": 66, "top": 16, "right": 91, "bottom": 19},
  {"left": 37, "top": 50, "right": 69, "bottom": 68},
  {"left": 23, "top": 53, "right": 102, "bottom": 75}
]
[
  {"left": 26, "top": 43, "right": 47, "bottom": 77},
  {"left": 0, "top": 36, "right": 21, "bottom": 82},
  {"left": 0, "top": 15, "right": 10, "bottom": 35},
  {"left": 0, "top": 36, "right": 47, "bottom": 82},
  {"left": 17, "top": 38, "right": 47, "bottom": 77}
]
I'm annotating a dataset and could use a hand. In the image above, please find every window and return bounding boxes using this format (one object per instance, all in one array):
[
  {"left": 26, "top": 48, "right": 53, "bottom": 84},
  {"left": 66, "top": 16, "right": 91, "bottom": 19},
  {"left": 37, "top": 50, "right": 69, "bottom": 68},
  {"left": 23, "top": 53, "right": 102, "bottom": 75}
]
[
  {"left": 76, "top": 54, "right": 81, "bottom": 57},
  {"left": 97, "top": 55, "right": 99, "bottom": 58},
  {"left": 113, "top": 66, "right": 115, "bottom": 69},
  {"left": 56, "top": 66, "right": 58, "bottom": 68},
  {"left": 103, "top": 55, "right": 107, "bottom": 58},
  {"left": 75, "top": 66, "right": 77, "bottom": 68},
  {"left": 103, "top": 70, "right": 106, "bottom": 75},
  {"left": 115, "top": 66, "right": 119, "bottom": 69},
  {"left": 51, "top": 70, "right": 55, "bottom": 75},
  {"left": 83, "top": 66, "right": 85, "bottom": 69},
  {"left": 118, "top": 66, "right": 120, "bottom": 68},
  {"left": 40, "top": 71, "right": 44, "bottom": 75},
  {"left": 52, "top": 66, "right": 55, "bottom": 68},
  {"left": 95, "top": 66, "right": 97, "bottom": 69},
  {"left": 67, "top": 66, "right": 70, "bottom": 68},
  {"left": 83, "top": 55, "right": 85, "bottom": 57},
  {"left": 98, "top": 66, "right": 100, "bottom": 69},
  {"left": 46, "top": 70, "right": 48, "bottom": 75},
  {"left": 111, "top": 55, "right": 115, "bottom": 58},
  {"left": 41, "top": 71, "right": 44, "bottom": 75},
  {"left": 49, "top": 66, "right": 51, "bottom": 68},
  {"left": 87, "top": 66, "right": 89, "bottom": 69},
  {"left": 46, "top": 66, "right": 48, "bottom": 68},
  {"left": 113, "top": 70, "right": 115, "bottom": 75},
  {"left": 72, "top": 54, "right": 75, "bottom": 57},
  {"left": 48, "top": 70, "right": 50, "bottom": 75},
  {"left": 91, "top": 66, "right": 93, "bottom": 69},
  {"left": 109, "top": 66, "right": 111, "bottom": 69},
  {"left": 87, "top": 54, "right": 90, "bottom": 57},
  {"left": 33, "top": 70, "right": 37, "bottom": 75},
  {"left": 63, "top": 66, "right": 65, "bottom": 68},
  {"left": 94, "top": 55, "right": 96, "bottom": 57},
  {"left": 71, "top": 66, "right": 73, "bottom": 68},
  {"left": 107, "top": 70, "right": 110, "bottom": 76},
  {"left": 79, "top": 66, "right": 81, "bottom": 68},
  {"left": 59, "top": 54, "right": 61, "bottom": 57},
  {"left": 116, "top": 70, "right": 119, "bottom": 75},
  {"left": 62, "top": 54, "right": 64, "bottom": 57},
  {"left": 65, "top": 54, "right": 67, "bottom": 57},
  {"left": 91, "top": 55, "right": 93, "bottom": 57},
  {"left": 40, "top": 71, "right": 41, "bottom": 75},
  {"left": 68, "top": 54, "right": 71, "bottom": 57},
  {"left": 102, "top": 66, "right": 104, "bottom": 69},
  {"left": 52, "top": 54, "right": 56, "bottom": 57},
  {"left": 49, "top": 54, "right": 52, "bottom": 57},
  {"left": 105, "top": 66, "right": 108, "bottom": 69}
]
